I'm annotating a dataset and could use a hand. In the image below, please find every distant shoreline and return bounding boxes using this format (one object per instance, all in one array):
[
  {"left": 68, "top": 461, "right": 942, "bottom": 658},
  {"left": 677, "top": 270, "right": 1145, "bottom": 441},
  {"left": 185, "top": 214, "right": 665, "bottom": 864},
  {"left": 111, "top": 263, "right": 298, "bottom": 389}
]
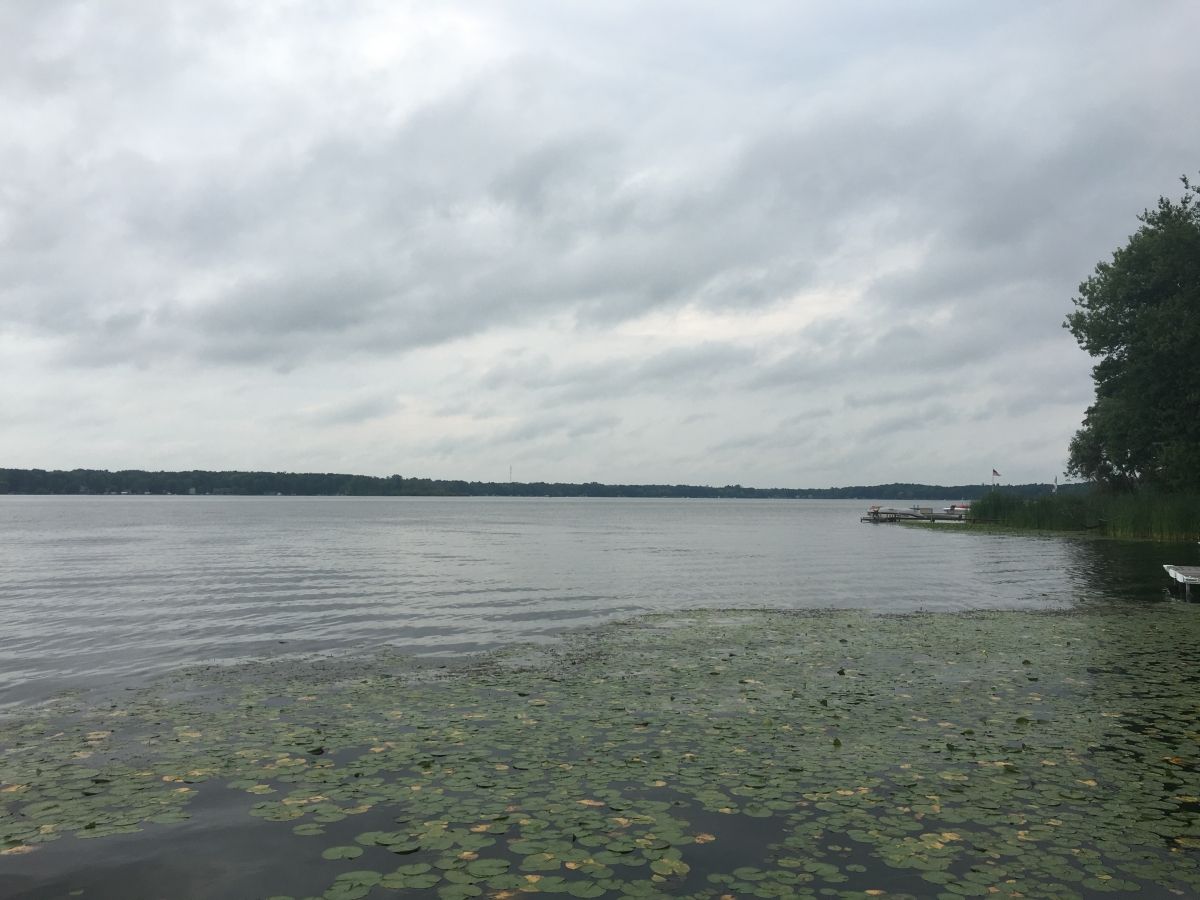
[{"left": 0, "top": 466, "right": 1073, "bottom": 501}]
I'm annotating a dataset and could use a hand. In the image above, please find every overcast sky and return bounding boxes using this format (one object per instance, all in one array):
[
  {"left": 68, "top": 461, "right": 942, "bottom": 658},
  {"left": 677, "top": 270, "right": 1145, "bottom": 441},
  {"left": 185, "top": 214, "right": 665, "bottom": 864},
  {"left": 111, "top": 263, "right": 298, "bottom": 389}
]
[{"left": 2, "top": 1, "right": 1197, "bottom": 487}]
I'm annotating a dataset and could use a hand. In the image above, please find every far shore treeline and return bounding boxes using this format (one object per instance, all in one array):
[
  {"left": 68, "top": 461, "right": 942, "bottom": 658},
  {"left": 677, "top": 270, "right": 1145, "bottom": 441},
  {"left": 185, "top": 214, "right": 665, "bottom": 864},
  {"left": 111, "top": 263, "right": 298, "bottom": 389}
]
[{"left": 0, "top": 467, "right": 1070, "bottom": 500}]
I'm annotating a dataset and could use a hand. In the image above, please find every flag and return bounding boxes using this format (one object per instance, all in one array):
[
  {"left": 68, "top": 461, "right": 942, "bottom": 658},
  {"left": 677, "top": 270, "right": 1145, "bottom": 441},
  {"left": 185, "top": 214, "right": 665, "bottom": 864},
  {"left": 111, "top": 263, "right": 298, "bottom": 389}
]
[{"left": 992, "top": 469, "right": 1001, "bottom": 477}]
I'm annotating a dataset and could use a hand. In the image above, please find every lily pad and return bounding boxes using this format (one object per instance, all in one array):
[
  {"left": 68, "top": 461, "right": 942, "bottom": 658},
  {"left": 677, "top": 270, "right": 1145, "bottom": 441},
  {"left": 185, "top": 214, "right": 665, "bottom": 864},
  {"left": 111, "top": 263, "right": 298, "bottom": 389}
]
[{"left": 321, "top": 846, "right": 363, "bottom": 860}]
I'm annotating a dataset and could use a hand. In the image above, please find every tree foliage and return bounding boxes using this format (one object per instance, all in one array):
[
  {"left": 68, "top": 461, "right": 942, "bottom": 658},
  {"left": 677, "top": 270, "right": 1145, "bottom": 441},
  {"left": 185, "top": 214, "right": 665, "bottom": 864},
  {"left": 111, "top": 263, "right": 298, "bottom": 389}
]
[
  {"left": 1064, "top": 175, "right": 1200, "bottom": 490},
  {"left": 0, "top": 468, "right": 1066, "bottom": 500}
]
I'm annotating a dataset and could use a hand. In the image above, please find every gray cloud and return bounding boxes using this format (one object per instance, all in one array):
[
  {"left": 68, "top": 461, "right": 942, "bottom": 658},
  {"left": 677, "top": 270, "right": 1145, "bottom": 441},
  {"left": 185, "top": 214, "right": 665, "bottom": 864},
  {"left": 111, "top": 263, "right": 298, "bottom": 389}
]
[
  {"left": 845, "top": 384, "right": 952, "bottom": 411},
  {"left": 300, "top": 393, "right": 403, "bottom": 428},
  {"left": 1, "top": 0, "right": 1197, "bottom": 484},
  {"left": 858, "top": 403, "right": 959, "bottom": 442},
  {"left": 425, "top": 412, "right": 622, "bottom": 459},
  {"left": 481, "top": 343, "right": 758, "bottom": 406}
]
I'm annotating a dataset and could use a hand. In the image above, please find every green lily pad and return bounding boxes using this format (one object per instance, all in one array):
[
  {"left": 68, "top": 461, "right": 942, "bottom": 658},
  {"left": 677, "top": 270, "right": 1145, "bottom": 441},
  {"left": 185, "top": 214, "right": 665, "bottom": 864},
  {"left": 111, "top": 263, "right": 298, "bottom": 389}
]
[
  {"left": 465, "top": 858, "right": 510, "bottom": 877},
  {"left": 321, "top": 846, "right": 363, "bottom": 860},
  {"left": 7, "top": 607, "right": 1200, "bottom": 900},
  {"left": 437, "top": 885, "right": 482, "bottom": 900}
]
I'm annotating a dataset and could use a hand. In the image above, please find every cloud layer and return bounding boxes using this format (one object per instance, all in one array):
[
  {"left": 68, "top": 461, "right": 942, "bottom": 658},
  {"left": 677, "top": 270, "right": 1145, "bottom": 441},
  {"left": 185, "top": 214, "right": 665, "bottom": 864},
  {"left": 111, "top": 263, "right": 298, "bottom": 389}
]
[{"left": 3, "top": 1, "right": 1198, "bottom": 486}]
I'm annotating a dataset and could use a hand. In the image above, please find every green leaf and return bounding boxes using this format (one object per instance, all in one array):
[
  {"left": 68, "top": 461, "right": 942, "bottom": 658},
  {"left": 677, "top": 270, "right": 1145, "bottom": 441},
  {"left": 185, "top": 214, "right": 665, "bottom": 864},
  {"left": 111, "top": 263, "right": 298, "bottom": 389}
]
[{"left": 321, "top": 846, "right": 363, "bottom": 860}]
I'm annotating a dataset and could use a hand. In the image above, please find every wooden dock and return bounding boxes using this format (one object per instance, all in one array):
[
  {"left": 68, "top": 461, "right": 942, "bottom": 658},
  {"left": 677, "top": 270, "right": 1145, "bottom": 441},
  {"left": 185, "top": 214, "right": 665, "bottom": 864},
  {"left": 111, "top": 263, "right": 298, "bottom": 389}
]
[
  {"left": 1163, "top": 565, "right": 1200, "bottom": 600},
  {"left": 861, "top": 506, "right": 968, "bottom": 524}
]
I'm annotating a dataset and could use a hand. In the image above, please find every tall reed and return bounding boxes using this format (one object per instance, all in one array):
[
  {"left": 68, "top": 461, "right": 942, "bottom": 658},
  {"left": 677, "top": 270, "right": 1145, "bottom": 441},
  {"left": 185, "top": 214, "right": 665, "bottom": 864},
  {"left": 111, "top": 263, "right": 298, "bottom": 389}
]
[{"left": 970, "top": 490, "right": 1200, "bottom": 541}]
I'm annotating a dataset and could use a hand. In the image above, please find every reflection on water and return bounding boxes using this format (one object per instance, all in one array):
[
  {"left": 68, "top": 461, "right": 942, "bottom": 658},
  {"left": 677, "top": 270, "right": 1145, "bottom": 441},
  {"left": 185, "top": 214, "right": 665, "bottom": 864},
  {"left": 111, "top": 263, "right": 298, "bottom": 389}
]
[
  {"left": 0, "top": 496, "right": 1185, "bottom": 707},
  {"left": 1063, "top": 533, "right": 1198, "bottom": 603}
]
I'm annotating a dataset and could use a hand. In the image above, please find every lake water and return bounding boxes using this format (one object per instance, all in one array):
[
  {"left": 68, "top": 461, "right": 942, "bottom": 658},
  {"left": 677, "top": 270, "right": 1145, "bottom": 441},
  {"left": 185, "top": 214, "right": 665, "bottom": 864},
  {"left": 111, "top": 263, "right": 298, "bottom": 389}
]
[{"left": 0, "top": 496, "right": 1187, "bottom": 709}]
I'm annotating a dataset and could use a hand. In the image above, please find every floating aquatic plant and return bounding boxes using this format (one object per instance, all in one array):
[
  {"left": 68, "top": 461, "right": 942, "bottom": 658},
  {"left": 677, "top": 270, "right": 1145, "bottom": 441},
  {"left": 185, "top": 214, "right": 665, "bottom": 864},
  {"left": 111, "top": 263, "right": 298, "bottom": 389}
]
[{"left": 2, "top": 607, "right": 1200, "bottom": 898}]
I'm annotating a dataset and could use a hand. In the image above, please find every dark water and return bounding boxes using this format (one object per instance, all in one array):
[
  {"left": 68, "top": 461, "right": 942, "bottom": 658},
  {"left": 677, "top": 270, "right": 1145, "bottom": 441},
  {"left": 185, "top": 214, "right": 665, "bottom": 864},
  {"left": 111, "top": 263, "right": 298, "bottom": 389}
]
[{"left": 0, "top": 496, "right": 1190, "bottom": 708}]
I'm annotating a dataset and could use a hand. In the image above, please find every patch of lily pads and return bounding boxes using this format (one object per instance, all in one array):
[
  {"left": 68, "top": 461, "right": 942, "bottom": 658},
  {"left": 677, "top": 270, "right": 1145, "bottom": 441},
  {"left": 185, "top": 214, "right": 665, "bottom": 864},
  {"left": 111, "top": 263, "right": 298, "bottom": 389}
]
[{"left": 3, "top": 606, "right": 1200, "bottom": 898}]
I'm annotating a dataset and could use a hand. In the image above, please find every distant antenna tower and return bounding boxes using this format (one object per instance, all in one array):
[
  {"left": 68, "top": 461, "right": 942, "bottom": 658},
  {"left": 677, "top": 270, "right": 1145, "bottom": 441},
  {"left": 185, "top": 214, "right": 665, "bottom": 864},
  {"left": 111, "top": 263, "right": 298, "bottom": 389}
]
[{"left": 509, "top": 465, "right": 513, "bottom": 483}]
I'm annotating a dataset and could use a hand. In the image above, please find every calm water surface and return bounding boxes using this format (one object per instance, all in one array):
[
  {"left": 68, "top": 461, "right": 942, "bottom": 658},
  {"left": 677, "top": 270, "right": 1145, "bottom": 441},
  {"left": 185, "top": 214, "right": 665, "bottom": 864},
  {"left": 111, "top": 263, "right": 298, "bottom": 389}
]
[{"left": 0, "top": 496, "right": 1188, "bottom": 708}]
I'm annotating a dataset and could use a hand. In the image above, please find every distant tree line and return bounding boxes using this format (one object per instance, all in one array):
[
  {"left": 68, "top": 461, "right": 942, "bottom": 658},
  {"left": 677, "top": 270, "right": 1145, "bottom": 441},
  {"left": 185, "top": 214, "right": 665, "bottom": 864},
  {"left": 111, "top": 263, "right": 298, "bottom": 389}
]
[{"left": 0, "top": 468, "right": 1073, "bottom": 500}]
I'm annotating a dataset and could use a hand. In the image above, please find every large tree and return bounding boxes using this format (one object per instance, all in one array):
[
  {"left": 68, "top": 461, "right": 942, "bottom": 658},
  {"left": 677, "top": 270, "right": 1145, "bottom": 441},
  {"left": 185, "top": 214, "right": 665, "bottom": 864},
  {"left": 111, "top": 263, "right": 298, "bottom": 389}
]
[{"left": 1065, "top": 176, "right": 1200, "bottom": 490}]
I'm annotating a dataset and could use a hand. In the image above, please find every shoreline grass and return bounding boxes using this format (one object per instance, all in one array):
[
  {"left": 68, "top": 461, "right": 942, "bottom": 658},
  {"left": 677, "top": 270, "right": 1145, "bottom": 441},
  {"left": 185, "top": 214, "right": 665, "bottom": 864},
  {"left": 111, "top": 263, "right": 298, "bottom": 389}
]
[{"left": 969, "top": 490, "right": 1200, "bottom": 541}]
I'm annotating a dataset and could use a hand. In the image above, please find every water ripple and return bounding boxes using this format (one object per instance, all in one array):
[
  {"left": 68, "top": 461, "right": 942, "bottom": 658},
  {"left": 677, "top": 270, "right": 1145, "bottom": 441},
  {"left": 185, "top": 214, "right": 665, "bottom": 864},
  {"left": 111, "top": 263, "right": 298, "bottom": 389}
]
[{"left": 0, "top": 496, "right": 1181, "bottom": 709}]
